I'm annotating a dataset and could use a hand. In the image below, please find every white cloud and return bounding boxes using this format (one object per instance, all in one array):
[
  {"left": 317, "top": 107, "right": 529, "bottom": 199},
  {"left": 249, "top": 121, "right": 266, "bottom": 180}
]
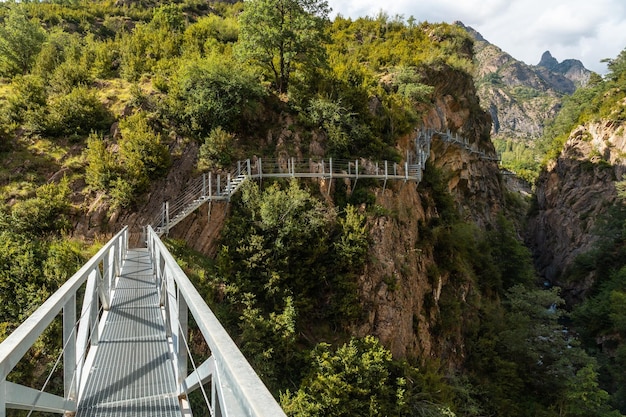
[{"left": 326, "top": 0, "right": 626, "bottom": 74}]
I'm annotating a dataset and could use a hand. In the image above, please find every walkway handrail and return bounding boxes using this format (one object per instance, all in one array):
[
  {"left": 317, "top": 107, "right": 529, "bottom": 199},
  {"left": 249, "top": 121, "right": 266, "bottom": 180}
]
[
  {"left": 0, "top": 226, "right": 128, "bottom": 416},
  {"left": 147, "top": 226, "right": 287, "bottom": 417}
]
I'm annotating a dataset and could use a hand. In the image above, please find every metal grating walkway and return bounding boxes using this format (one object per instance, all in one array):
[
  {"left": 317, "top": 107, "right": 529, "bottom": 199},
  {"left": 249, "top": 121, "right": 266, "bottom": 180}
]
[{"left": 76, "top": 249, "right": 182, "bottom": 417}]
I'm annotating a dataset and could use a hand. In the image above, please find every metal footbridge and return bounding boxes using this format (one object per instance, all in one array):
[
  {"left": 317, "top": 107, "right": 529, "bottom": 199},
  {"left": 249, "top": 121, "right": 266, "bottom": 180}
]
[{"left": 0, "top": 226, "right": 286, "bottom": 416}]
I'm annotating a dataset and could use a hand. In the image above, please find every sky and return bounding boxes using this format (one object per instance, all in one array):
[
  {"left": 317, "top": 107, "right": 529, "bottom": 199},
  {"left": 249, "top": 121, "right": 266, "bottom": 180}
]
[{"left": 325, "top": 0, "right": 626, "bottom": 74}]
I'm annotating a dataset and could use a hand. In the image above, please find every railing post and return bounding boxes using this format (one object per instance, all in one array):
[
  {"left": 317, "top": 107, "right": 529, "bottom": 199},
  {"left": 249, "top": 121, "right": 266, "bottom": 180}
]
[
  {"left": 165, "top": 201, "right": 170, "bottom": 236},
  {"left": 217, "top": 174, "right": 221, "bottom": 196},
  {"left": 237, "top": 160, "right": 241, "bottom": 177},
  {"left": 405, "top": 162, "right": 409, "bottom": 181},
  {"left": 177, "top": 291, "right": 188, "bottom": 391},
  {"left": 247, "top": 159, "right": 251, "bottom": 177},
  {"left": 227, "top": 174, "right": 231, "bottom": 195},
  {"left": 329, "top": 158, "right": 333, "bottom": 179},
  {"left": 202, "top": 173, "right": 206, "bottom": 198},
  {"left": 64, "top": 295, "right": 77, "bottom": 401},
  {"left": 208, "top": 173, "right": 212, "bottom": 199},
  {"left": 355, "top": 159, "right": 359, "bottom": 180},
  {"left": 258, "top": 158, "right": 263, "bottom": 180}
]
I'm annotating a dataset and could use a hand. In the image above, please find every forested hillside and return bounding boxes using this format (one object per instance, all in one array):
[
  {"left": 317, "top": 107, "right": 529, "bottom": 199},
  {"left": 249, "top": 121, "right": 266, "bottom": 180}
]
[{"left": 0, "top": 1, "right": 623, "bottom": 416}]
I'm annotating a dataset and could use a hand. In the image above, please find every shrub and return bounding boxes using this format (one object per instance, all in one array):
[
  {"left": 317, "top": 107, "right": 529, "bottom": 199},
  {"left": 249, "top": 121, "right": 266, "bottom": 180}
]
[
  {"left": 45, "top": 86, "right": 112, "bottom": 137},
  {"left": 6, "top": 74, "right": 47, "bottom": 125},
  {"left": 168, "top": 57, "right": 265, "bottom": 136},
  {"left": 84, "top": 132, "right": 118, "bottom": 191},
  {"left": 3, "top": 177, "right": 72, "bottom": 236},
  {"left": 0, "top": 7, "right": 46, "bottom": 77},
  {"left": 198, "top": 126, "right": 235, "bottom": 170},
  {"left": 118, "top": 111, "right": 171, "bottom": 190}
]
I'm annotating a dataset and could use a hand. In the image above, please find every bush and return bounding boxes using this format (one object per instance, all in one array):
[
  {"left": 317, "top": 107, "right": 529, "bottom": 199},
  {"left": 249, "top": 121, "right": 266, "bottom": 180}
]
[
  {"left": 45, "top": 86, "right": 112, "bottom": 137},
  {"left": 118, "top": 111, "right": 171, "bottom": 190},
  {"left": 281, "top": 336, "right": 409, "bottom": 417},
  {"left": 1, "top": 177, "right": 72, "bottom": 236},
  {"left": 198, "top": 126, "right": 235, "bottom": 170},
  {"left": 84, "top": 133, "right": 118, "bottom": 191},
  {"left": 6, "top": 74, "right": 47, "bottom": 126},
  {"left": 168, "top": 57, "right": 265, "bottom": 136}
]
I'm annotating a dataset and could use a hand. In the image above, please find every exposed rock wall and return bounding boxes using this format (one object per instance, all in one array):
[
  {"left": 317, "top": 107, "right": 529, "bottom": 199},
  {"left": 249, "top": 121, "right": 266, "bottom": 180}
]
[
  {"left": 527, "top": 121, "right": 626, "bottom": 300},
  {"left": 354, "top": 67, "right": 504, "bottom": 364}
]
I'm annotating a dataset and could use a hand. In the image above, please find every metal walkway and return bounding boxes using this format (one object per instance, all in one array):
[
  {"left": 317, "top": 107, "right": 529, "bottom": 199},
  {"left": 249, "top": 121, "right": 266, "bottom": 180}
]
[
  {"left": 76, "top": 248, "right": 181, "bottom": 417},
  {"left": 0, "top": 226, "right": 286, "bottom": 417}
]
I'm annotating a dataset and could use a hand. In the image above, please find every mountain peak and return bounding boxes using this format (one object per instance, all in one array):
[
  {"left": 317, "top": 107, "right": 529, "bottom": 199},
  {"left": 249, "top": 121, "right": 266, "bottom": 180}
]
[
  {"left": 538, "top": 51, "right": 559, "bottom": 69},
  {"left": 536, "top": 51, "right": 590, "bottom": 87},
  {"left": 454, "top": 21, "right": 485, "bottom": 42}
]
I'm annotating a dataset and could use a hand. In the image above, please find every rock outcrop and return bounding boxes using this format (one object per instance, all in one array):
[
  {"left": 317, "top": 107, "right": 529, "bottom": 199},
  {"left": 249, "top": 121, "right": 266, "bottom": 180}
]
[{"left": 527, "top": 120, "right": 626, "bottom": 301}]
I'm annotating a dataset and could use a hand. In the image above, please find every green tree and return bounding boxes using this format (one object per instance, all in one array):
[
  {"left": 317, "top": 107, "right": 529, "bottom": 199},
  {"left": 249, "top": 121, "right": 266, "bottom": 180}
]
[
  {"left": 281, "top": 336, "right": 409, "bottom": 416},
  {"left": 118, "top": 111, "right": 170, "bottom": 192},
  {"left": 84, "top": 132, "right": 118, "bottom": 191},
  {"left": 168, "top": 57, "right": 265, "bottom": 136},
  {"left": 0, "top": 7, "right": 46, "bottom": 77},
  {"left": 237, "top": 0, "right": 330, "bottom": 93},
  {"left": 198, "top": 126, "right": 236, "bottom": 171}
]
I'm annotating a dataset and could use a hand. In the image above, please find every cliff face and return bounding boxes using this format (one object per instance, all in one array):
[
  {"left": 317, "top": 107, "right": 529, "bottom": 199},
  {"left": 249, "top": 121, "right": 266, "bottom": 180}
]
[
  {"left": 354, "top": 67, "right": 503, "bottom": 363},
  {"left": 527, "top": 121, "right": 626, "bottom": 300}
]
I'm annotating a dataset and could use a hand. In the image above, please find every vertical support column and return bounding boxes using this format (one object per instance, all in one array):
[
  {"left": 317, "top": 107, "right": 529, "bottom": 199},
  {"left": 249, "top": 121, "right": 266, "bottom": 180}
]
[
  {"left": 202, "top": 173, "right": 206, "bottom": 198},
  {"left": 64, "top": 295, "right": 77, "bottom": 401},
  {"left": 227, "top": 174, "right": 231, "bottom": 197},
  {"left": 291, "top": 157, "right": 296, "bottom": 177},
  {"left": 177, "top": 291, "right": 188, "bottom": 391},
  {"left": 355, "top": 159, "right": 359, "bottom": 180},
  {"left": 258, "top": 158, "right": 263, "bottom": 180},
  {"left": 217, "top": 175, "right": 221, "bottom": 196},
  {"left": 247, "top": 159, "right": 251, "bottom": 177},
  {"left": 405, "top": 162, "right": 409, "bottom": 181},
  {"left": 329, "top": 158, "right": 333, "bottom": 179},
  {"left": 383, "top": 161, "right": 388, "bottom": 192},
  {"left": 237, "top": 160, "right": 241, "bottom": 176}
]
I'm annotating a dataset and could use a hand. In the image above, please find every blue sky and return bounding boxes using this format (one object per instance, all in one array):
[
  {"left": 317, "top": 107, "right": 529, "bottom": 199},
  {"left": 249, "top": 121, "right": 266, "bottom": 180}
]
[{"left": 325, "top": 0, "right": 626, "bottom": 74}]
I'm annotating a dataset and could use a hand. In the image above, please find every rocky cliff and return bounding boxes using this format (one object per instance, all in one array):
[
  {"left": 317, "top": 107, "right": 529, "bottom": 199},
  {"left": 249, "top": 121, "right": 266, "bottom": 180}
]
[
  {"left": 353, "top": 66, "right": 504, "bottom": 363},
  {"left": 527, "top": 120, "right": 626, "bottom": 301}
]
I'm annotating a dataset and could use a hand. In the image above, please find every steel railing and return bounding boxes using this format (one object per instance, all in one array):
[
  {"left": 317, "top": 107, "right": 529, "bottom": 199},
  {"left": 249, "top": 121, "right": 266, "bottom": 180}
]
[
  {"left": 0, "top": 227, "right": 128, "bottom": 416},
  {"left": 147, "top": 226, "right": 287, "bottom": 417}
]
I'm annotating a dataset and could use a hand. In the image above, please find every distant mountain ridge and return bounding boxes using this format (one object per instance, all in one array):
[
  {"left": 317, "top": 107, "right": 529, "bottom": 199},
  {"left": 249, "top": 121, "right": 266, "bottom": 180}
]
[
  {"left": 455, "top": 22, "right": 592, "bottom": 142},
  {"left": 536, "top": 50, "right": 591, "bottom": 89}
]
